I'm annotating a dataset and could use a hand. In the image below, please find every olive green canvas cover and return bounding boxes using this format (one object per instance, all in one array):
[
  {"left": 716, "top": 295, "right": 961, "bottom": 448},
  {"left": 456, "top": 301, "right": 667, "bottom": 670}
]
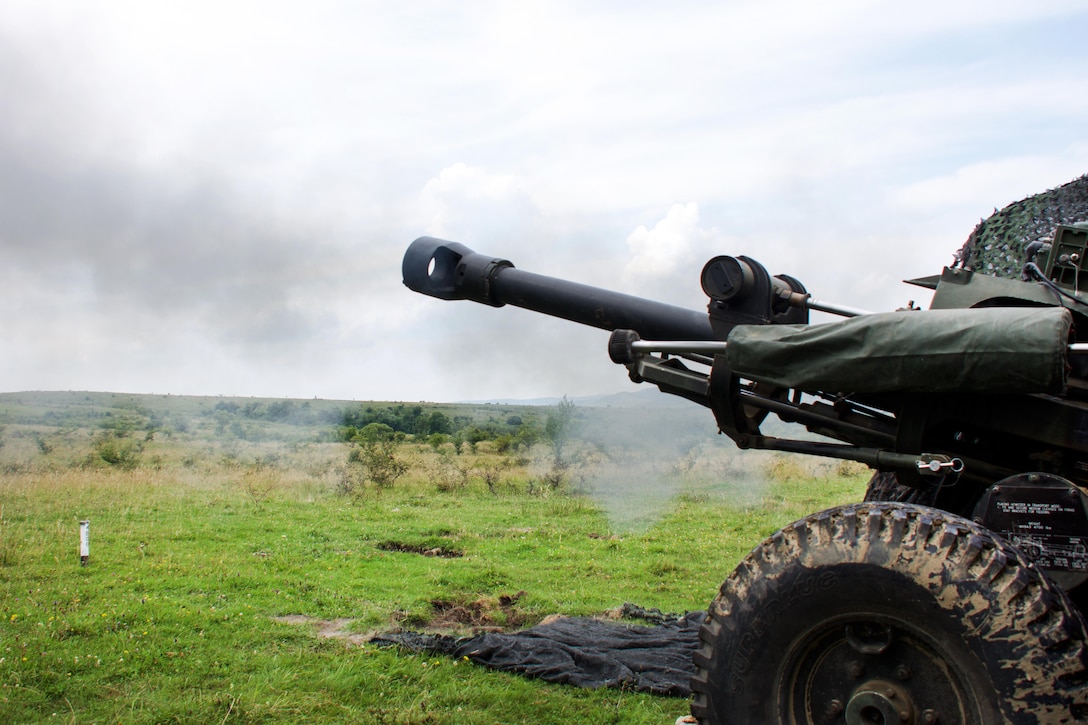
[{"left": 724, "top": 306, "right": 1072, "bottom": 394}]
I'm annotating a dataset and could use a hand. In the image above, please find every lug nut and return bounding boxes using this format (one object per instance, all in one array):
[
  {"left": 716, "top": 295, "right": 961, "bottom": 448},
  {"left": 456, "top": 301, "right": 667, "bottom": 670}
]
[
  {"left": 826, "top": 699, "right": 843, "bottom": 716},
  {"left": 895, "top": 664, "right": 912, "bottom": 680},
  {"left": 922, "top": 709, "right": 938, "bottom": 724}
]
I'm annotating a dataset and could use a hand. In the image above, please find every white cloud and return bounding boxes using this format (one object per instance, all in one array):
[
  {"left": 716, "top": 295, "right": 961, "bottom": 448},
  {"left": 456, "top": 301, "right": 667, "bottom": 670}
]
[
  {"left": 895, "top": 153, "right": 1088, "bottom": 215},
  {"left": 631, "top": 200, "right": 705, "bottom": 293},
  {"left": 421, "top": 164, "right": 523, "bottom": 236},
  {"left": 0, "top": 0, "right": 1086, "bottom": 401}
]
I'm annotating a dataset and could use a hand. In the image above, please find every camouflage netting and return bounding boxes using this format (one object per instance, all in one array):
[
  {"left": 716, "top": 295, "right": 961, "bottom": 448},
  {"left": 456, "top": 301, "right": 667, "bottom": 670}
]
[{"left": 953, "top": 174, "right": 1088, "bottom": 278}]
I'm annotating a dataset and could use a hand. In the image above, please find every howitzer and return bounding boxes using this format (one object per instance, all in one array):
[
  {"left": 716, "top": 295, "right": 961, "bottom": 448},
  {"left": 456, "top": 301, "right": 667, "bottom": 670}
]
[{"left": 404, "top": 223, "right": 1088, "bottom": 723}]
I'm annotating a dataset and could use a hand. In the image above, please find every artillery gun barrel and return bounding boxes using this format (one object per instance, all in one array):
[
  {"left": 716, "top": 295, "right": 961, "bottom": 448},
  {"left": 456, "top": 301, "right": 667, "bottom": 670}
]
[
  {"left": 805, "top": 297, "right": 870, "bottom": 318},
  {"left": 403, "top": 237, "right": 716, "bottom": 341}
]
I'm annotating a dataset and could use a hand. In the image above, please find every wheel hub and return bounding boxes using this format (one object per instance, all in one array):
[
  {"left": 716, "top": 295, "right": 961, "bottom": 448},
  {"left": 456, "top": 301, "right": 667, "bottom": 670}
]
[
  {"left": 845, "top": 680, "right": 912, "bottom": 725},
  {"left": 779, "top": 617, "right": 967, "bottom": 724}
]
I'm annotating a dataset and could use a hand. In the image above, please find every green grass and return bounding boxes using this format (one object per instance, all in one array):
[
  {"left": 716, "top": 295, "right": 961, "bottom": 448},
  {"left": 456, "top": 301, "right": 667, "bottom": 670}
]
[{"left": 0, "top": 393, "right": 868, "bottom": 724}]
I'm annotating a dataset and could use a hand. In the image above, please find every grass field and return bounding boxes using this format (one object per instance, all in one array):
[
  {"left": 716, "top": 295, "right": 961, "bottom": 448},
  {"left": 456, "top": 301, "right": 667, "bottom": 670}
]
[{"left": 0, "top": 392, "right": 868, "bottom": 724}]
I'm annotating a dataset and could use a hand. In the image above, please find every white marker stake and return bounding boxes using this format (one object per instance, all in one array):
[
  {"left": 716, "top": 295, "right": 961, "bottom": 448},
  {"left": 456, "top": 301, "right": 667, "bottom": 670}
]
[{"left": 79, "top": 520, "right": 90, "bottom": 566}]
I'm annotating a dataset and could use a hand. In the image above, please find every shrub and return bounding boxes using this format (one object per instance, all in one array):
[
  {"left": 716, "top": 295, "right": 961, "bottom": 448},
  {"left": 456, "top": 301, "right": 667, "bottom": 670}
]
[
  {"left": 427, "top": 433, "right": 451, "bottom": 451},
  {"left": 429, "top": 452, "right": 469, "bottom": 493},
  {"left": 89, "top": 432, "right": 142, "bottom": 470},
  {"left": 354, "top": 422, "right": 396, "bottom": 443},
  {"left": 544, "top": 397, "right": 577, "bottom": 466},
  {"left": 476, "top": 461, "right": 508, "bottom": 495},
  {"left": 342, "top": 440, "right": 409, "bottom": 494}
]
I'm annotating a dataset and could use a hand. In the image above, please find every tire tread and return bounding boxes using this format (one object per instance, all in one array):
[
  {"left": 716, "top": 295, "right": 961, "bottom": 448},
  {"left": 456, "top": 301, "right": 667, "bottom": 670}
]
[{"left": 689, "top": 502, "right": 1088, "bottom": 724}]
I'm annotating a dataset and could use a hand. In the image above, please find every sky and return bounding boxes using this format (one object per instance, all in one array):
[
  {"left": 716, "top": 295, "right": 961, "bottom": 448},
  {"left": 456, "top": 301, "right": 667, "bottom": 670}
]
[{"left": 1, "top": 0, "right": 1087, "bottom": 403}]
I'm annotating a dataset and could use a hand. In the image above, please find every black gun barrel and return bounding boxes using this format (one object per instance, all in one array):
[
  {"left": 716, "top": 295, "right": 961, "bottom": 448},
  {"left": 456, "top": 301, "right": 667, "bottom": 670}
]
[{"left": 403, "top": 237, "right": 716, "bottom": 341}]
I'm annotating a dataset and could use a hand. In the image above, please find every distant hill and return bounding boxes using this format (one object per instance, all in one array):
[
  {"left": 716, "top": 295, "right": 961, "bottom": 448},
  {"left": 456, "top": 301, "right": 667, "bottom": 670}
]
[{"left": 0, "top": 390, "right": 727, "bottom": 470}]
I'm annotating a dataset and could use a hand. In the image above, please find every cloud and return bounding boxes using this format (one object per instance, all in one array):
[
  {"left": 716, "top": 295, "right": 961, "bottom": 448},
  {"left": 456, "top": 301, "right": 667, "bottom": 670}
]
[
  {"left": 420, "top": 163, "right": 539, "bottom": 242},
  {"left": 0, "top": 1, "right": 1086, "bottom": 401},
  {"left": 894, "top": 153, "right": 1088, "bottom": 216},
  {"left": 621, "top": 203, "right": 716, "bottom": 307},
  {"left": 624, "top": 204, "right": 701, "bottom": 280}
]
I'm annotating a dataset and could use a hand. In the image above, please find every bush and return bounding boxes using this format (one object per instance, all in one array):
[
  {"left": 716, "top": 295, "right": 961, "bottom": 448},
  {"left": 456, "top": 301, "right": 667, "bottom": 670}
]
[
  {"left": 427, "top": 433, "right": 451, "bottom": 451},
  {"left": 89, "top": 432, "right": 142, "bottom": 470},
  {"left": 429, "top": 452, "right": 469, "bottom": 493},
  {"left": 354, "top": 423, "right": 395, "bottom": 443},
  {"left": 476, "top": 461, "right": 508, "bottom": 495},
  {"left": 342, "top": 440, "right": 409, "bottom": 494},
  {"left": 544, "top": 397, "right": 577, "bottom": 466}
]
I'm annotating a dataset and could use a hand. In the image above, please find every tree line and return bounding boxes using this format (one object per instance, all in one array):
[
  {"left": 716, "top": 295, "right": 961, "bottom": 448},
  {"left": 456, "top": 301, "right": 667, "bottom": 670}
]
[{"left": 336, "top": 403, "right": 543, "bottom": 454}]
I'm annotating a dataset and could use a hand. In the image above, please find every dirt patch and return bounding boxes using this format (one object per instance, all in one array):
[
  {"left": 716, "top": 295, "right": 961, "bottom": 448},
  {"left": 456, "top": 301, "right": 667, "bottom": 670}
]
[
  {"left": 276, "top": 591, "right": 534, "bottom": 643},
  {"left": 425, "top": 591, "right": 531, "bottom": 632},
  {"left": 273, "top": 615, "right": 369, "bottom": 645},
  {"left": 376, "top": 540, "right": 463, "bottom": 558}
]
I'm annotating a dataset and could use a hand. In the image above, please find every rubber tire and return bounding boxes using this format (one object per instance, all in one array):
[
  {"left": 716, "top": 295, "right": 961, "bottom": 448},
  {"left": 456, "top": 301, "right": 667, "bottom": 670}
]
[
  {"left": 690, "top": 502, "right": 1088, "bottom": 725},
  {"left": 865, "top": 473, "right": 1088, "bottom": 614},
  {"left": 863, "top": 470, "right": 936, "bottom": 505}
]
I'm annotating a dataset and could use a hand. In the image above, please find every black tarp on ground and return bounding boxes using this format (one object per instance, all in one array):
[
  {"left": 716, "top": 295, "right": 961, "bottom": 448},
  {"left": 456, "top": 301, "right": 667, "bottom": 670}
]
[{"left": 371, "top": 608, "right": 705, "bottom": 697}]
